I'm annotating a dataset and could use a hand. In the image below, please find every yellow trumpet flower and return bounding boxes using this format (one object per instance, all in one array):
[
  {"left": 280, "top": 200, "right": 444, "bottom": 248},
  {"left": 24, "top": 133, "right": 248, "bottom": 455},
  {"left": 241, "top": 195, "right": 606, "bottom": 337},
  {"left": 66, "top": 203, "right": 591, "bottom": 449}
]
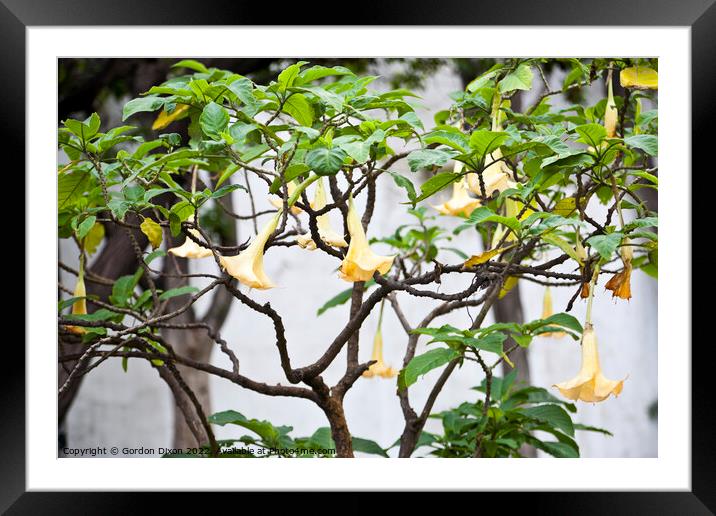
[
  {"left": 65, "top": 268, "right": 88, "bottom": 335},
  {"left": 219, "top": 212, "right": 281, "bottom": 289},
  {"left": 363, "top": 304, "right": 397, "bottom": 379},
  {"left": 269, "top": 182, "right": 303, "bottom": 215},
  {"left": 554, "top": 324, "right": 625, "bottom": 402},
  {"left": 433, "top": 177, "right": 481, "bottom": 217},
  {"left": 167, "top": 216, "right": 213, "bottom": 259},
  {"left": 339, "top": 198, "right": 395, "bottom": 283},
  {"left": 152, "top": 104, "right": 190, "bottom": 131},
  {"left": 605, "top": 238, "right": 634, "bottom": 300},
  {"left": 620, "top": 66, "right": 658, "bottom": 90},
  {"left": 540, "top": 286, "right": 565, "bottom": 339},
  {"left": 604, "top": 69, "right": 619, "bottom": 138},
  {"left": 296, "top": 177, "right": 348, "bottom": 250},
  {"left": 466, "top": 149, "right": 516, "bottom": 198}
]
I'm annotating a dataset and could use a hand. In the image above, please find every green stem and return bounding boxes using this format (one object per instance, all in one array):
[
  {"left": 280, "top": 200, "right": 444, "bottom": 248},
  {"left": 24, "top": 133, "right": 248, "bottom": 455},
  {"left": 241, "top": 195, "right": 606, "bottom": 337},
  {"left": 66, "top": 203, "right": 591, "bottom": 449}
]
[
  {"left": 585, "top": 264, "right": 600, "bottom": 325},
  {"left": 287, "top": 174, "right": 321, "bottom": 207}
]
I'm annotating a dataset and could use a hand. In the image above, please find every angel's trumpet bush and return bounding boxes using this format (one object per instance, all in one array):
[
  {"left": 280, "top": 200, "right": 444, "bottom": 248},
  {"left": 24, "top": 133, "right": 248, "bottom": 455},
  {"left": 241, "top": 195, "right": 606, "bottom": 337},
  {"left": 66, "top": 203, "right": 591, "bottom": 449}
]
[
  {"left": 296, "top": 177, "right": 348, "bottom": 250},
  {"left": 554, "top": 324, "right": 625, "bottom": 402},
  {"left": 269, "top": 182, "right": 303, "bottom": 215},
  {"left": 604, "top": 69, "right": 619, "bottom": 138},
  {"left": 540, "top": 286, "right": 565, "bottom": 339},
  {"left": 168, "top": 216, "right": 213, "bottom": 259},
  {"left": 339, "top": 198, "right": 395, "bottom": 283},
  {"left": 605, "top": 238, "right": 633, "bottom": 300},
  {"left": 219, "top": 212, "right": 281, "bottom": 290}
]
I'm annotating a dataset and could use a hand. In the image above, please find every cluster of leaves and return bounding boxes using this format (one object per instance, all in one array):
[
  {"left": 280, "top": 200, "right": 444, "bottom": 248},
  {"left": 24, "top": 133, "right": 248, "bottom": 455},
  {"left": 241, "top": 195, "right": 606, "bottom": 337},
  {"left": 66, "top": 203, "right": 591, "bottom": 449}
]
[
  {"left": 164, "top": 410, "right": 388, "bottom": 458},
  {"left": 416, "top": 370, "right": 612, "bottom": 458},
  {"left": 400, "top": 313, "right": 583, "bottom": 390}
]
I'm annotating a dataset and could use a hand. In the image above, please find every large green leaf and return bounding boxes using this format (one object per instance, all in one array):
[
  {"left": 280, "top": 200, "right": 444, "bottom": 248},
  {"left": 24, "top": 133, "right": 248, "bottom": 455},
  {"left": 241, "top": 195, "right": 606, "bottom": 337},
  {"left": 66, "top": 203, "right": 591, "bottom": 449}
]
[
  {"left": 398, "top": 347, "right": 460, "bottom": 390},
  {"left": 520, "top": 404, "right": 575, "bottom": 437},
  {"left": 306, "top": 146, "right": 347, "bottom": 176},
  {"left": 624, "top": 134, "right": 658, "bottom": 156},
  {"left": 122, "top": 96, "right": 165, "bottom": 121},
  {"left": 587, "top": 232, "right": 623, "bottom": 260},
  {"left": 498, "top": 63, "right": 533, "bottom": 94},
  {"left": 200, "top": 102, "right": 230, "bottom": 140},
  {"left": 282, "top": 93, "right": 314, "bottom": 127},
  {"left": 58, "top": 169, "right": 90, "bottom": 209},
  {"left": 469, "top": 130, "right": 509, "bottom": 158},
  {"left": 407, "top": 148, "right": 457, "bottom": 172},
  {"left": 414, "top": 172, "right": 460, "bottom": 203}
]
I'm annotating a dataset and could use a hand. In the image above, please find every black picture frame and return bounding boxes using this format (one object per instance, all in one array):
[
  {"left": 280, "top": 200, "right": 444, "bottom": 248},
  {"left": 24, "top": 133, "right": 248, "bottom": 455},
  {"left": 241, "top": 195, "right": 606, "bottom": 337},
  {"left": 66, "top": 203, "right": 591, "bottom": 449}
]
[{"left": 5, "top": 0, "right": 708, "bottom": 511}]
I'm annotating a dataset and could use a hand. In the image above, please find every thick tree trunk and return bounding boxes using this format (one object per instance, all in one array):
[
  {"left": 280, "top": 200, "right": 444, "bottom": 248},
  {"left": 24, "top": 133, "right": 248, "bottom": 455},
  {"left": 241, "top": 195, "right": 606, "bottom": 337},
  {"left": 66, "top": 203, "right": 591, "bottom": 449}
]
[{"left": 322, "top": 397, "right": 354, "bottom": 457}]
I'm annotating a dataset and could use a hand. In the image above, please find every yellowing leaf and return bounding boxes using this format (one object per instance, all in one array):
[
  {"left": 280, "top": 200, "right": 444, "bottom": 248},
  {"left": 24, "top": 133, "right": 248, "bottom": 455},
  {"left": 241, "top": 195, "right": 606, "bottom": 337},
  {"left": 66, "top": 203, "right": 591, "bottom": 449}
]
[
  {"left": 464, "top": 246, "right": 513, "bottom": 267},
  {"left": 84, "top": 222, "right": 105, "bottom": 255},
  {"left": 140, "top": 217, "right": 163, "bottom": 250},
  {"left": 152, "top": 104, "right": 190, "bottom": 130},
  {"left": 499, "top": 276, "right": 518, "bottom": 299},
  {"left": 553, "top": 197, "right": 576, "bottom": 216},
  {"left": 620, "top": 66, "right": 658, "bottom": 90}
]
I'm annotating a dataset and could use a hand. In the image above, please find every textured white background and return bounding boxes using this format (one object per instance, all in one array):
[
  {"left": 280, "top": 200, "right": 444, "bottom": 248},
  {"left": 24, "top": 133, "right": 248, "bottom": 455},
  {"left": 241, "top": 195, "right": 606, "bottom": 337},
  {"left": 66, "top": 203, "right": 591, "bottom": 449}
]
[{"left": 61, "top": 62, "right": 658, "bottom": 458}]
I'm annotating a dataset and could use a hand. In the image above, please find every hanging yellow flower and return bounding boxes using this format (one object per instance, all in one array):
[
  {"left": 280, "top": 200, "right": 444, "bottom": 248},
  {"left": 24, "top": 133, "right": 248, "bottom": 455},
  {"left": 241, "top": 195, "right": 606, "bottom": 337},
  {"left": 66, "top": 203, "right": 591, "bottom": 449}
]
[
  {"left": 269, "top": 182, "right": 303, "bottom": 215},
  {"left": 167, "top": 216, "right": 213, "bottom": 259},
  {"left": 540, "top": 286, "right": 565, "bottom": 338},
  {"left": 620, "top": 66, "right": 658, "bottom": 90},
  {"left": 605, "top": 238, "right": 633, "bottom": 300},
  {"left": 296, "top": 177, "right": 348, "bottom": 250},
  {"left": 554, "top": 324, "right": 625, "bottom": 402},
  {"left": 466, "top": 149, "right": 516, "bottom": 198},
  {"left": 363, "top": 304, "right": 397, "bottom": 378},
  {"left": 65, "top": 264, "right": 88, "bottom": 335},
  {"left": 339, "top": 198, "right": 395, "bottom": 283},
  {"left": 219, "top": 212, "right": 281, "bottom": 289},
  {"left": 604, "top": 69, "right": 619, "bottom": 138},
  {"left": 433, "top": 177, "right": 481, "bottom": 217},
  {"left": 152, "top": 104, "right": 190, "bottom": 131}
]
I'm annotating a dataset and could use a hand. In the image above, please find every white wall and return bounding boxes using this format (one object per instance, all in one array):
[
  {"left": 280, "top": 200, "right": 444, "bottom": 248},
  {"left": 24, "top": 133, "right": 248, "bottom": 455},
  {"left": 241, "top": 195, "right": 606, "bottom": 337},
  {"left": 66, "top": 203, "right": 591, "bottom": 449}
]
[{"left": 63, "top": 63, "right": 657, "bottom": 458}]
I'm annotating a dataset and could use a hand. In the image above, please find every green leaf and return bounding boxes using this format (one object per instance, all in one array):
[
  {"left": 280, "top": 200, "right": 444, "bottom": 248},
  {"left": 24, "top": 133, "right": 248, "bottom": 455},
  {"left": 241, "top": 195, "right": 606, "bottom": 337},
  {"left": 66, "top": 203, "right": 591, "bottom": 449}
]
[
  {"left": 587, "top": 232, "right": 623, "bottom": 260},
  {"left": 423, "top": 129, "right": 469, "bottom": 152},
  {"left": 172, "top": 59, "right": 209, "bottom": 73},
  {"left": 624, "top": 134, "right": 658, "bottom": 156},
  {"left": 398, "top": 347, "right": 460, "bottom": 390},
  {"left": 529, "top": 438, "right": 579, "bottom": 458},
  {"left": 76, "top": 215, "right": 96, "bottom": 240},
  {"left": 407, "top": 148, "right": 457, "bottom": 172},
  {"left": 520, "top": 404, "right": 575, "bottom": 437},
  {"left": 389, "top": 172, "right": 417, "bottom": 203},
  {"left": 573, "top": 423, "right": 614, "bottom": 436},
  {"left": 498, "top": 63, "right": 533, "bottom": 93},
  {"left": 306, "top": 146, "right": 346, "bottom": 176},
  {"left": 414, "top": 172, "right": 460, "bottom": 203},
  {"left": 317, "top": 280, "right": 376, "bottom": 316},
  {"left": 122, "top": 96, "right": 165, "bottom": 121},
  {"left": 282, "top": 93, "right": 314, "bottom": 127},
  {"left": 574, "top": 123, "right": 607, "bottom": 148},
  {"left": 531, "top": 313, "right": 583, "bottom": 335},
  {"left": 159, "top": 285, "right": 199, "bottom": 301},
  {"left": 352, "top": 438, "right": 389, "bottom": 457},
  {"left": 469, "top": 130, "right": 509, "bottom": 158},
  {"left": 277, "top": 61, "right": 307, "bottom": 91},
  {"left": 58, "top": 169, "right": 90, "bottom": 209},
  {"left": 295, "top": 65, "right": 354, "bottom": 86},
  {"left": 468, "top": 332, "right": 506, "bottom": 354},
  {"left": 200, "top": 102, "right": 230, "bottom": 140}
]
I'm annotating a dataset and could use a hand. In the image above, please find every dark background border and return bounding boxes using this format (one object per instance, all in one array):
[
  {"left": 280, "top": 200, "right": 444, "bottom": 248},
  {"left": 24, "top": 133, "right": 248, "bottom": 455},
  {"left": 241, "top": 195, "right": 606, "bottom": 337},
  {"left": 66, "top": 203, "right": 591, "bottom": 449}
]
[{"left": 4, "top": 0, "right": 709, "bottom": 512}]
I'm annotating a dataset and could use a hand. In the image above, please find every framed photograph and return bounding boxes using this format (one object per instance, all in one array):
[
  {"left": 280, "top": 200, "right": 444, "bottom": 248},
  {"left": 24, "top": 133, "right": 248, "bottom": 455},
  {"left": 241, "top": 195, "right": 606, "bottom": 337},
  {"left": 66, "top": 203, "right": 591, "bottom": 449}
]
[{"left": 6, "top": 0, "right": 709, "bottom": 510}]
